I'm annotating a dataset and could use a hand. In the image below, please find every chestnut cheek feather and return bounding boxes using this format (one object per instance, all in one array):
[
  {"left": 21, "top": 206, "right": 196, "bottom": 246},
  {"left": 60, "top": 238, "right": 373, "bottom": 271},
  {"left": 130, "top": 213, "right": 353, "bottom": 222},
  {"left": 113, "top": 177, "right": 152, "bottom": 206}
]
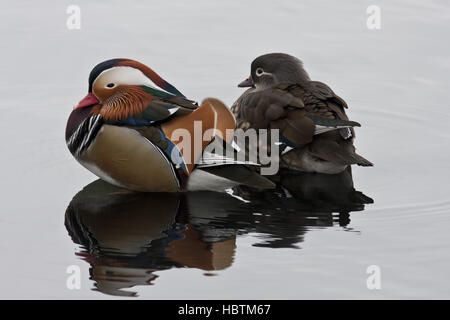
[{"left": 98, "top": 86, "right": 152, "bottom": 121}]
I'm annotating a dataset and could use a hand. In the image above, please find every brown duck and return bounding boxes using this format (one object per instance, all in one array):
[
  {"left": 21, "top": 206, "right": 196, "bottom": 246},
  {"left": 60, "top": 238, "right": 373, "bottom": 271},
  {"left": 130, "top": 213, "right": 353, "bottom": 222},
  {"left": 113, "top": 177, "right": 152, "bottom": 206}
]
[{"left": 232, "top": 53, "right": 373, "bottom": 174}]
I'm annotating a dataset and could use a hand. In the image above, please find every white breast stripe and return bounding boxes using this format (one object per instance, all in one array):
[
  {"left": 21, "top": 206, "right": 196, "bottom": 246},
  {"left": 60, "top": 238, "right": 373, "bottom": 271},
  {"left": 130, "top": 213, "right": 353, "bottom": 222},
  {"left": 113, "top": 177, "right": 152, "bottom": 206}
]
[{"left": 67, "top": 115, "right": 103, "bottom": 157}]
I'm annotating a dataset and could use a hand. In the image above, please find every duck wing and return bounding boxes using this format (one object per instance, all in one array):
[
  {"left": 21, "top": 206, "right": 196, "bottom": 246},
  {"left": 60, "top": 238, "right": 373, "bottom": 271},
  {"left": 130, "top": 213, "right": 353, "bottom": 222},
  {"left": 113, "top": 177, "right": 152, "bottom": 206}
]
[
  {"left": 107, "top": 85, "right": 198, "bottom": 126},
  {"left": 231, "top": 84, "right": 360, "bottom": 147}
]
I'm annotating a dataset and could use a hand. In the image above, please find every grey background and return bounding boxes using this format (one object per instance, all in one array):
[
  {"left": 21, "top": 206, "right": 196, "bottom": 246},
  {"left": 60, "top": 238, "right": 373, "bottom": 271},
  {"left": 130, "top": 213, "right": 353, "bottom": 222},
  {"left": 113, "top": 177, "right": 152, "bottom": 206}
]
[{"left": 0, "top": 0, "right": 449, "bottom": 298}]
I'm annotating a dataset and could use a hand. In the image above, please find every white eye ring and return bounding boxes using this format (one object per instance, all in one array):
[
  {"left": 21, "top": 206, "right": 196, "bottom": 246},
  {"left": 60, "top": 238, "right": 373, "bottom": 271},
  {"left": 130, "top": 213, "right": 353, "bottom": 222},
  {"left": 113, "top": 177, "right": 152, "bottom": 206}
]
[
  {"left": 255, "top": 68, "right": 264, "bottom": 76},
  {"left": 105, "top": 83, "right": 115, "bottom": 88}
]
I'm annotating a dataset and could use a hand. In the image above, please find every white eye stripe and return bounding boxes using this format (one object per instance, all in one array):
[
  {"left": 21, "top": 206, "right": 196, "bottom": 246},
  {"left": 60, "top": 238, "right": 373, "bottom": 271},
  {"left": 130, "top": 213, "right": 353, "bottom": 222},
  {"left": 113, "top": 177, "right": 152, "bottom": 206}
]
[
  {"left": 92, "top": 66, "right": 172, "bottom": 94},
  {"left": 255, "top": 67, "right": 271, "bottom": 77}
]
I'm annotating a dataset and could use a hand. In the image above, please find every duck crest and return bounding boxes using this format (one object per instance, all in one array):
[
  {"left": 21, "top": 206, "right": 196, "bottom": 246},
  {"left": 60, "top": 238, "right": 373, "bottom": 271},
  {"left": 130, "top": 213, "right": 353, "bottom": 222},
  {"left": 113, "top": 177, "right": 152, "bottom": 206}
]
[
  {"left": 116, "top": 60, "right": 185, "bottom": 97},
  {"left": 88, "top": 58, "right": 128, "bottom": 92}
]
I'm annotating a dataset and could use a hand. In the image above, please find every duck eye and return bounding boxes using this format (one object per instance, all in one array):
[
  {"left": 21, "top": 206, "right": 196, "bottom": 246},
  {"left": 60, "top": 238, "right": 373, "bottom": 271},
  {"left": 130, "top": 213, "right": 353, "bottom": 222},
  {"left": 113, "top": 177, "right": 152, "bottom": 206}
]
[
  {"left": 255, "top": 68, "right": 264, "bottom": 76},
  {"left": 106, "top": 83, "right": 115, "bottom": 88}
]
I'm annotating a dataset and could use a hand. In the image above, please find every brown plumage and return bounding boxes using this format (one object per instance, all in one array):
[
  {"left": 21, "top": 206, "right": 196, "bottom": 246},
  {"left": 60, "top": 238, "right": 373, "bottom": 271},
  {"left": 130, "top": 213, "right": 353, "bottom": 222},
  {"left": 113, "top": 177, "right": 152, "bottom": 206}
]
[
  {"left": 96, "top": 85, "right": 152, "bottom": 121},
  {"left": 232, "top": 53, "right": 373, "bottom": 174}
]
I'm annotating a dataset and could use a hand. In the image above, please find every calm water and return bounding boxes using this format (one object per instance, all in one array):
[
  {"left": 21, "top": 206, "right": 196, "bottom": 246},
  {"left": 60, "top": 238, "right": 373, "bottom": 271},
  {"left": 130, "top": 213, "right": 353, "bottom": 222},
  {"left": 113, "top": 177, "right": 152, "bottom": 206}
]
[{"left": 1, "top": 0, "right": 449, "bottom": 299}]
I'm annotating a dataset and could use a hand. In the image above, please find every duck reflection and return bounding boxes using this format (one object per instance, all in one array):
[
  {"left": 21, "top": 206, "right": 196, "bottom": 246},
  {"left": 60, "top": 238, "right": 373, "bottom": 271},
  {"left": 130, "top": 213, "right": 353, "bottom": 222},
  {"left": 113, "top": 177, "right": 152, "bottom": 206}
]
[{"left": 65, "top": 167, "right": 372, "bottom": 296}]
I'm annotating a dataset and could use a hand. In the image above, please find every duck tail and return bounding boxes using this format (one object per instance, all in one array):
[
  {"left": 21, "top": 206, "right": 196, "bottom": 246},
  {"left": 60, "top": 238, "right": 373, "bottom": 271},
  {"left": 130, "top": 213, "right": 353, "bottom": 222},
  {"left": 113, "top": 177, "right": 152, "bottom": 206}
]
[{"left": 355, "top": 153, "right": 374, "bottom": 167}]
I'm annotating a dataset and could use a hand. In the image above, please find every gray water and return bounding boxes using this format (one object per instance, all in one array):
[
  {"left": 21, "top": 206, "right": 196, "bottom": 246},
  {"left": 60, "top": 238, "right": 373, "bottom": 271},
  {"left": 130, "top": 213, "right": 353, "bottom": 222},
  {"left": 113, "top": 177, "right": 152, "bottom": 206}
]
[{"left": 1, "top": 0, "right": 449, "bottom": 299}]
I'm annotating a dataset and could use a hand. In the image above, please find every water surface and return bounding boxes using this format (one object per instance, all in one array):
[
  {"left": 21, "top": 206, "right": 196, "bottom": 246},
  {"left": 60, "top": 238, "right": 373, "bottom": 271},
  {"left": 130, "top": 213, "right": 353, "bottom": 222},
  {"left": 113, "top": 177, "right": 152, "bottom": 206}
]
[{"left": 1, "top": 0, "right": 449, "bottom": 299}]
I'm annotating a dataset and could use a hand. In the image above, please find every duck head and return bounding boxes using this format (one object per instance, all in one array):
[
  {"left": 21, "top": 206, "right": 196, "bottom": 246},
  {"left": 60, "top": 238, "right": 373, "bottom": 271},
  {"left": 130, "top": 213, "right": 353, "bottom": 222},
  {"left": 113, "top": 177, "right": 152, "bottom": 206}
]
[
  {"left": 66, "top": 58, "right": 184, "bottom": 141},
  {"left": 76, "top": 58, "right": 184, "bottom": 118},
  {"left": 238, "top": 53, "right": 310, "bottom": 90}
]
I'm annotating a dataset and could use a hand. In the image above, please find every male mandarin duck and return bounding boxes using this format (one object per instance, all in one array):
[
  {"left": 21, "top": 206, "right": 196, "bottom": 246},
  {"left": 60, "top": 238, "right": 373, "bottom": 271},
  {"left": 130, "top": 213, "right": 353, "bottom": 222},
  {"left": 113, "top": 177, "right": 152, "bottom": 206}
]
[
  {"left": 66, "top": 58, "right": 274, "bottom": 192},
  {"left": 231, "top": 53, "right": 373, "bottom": 174}
]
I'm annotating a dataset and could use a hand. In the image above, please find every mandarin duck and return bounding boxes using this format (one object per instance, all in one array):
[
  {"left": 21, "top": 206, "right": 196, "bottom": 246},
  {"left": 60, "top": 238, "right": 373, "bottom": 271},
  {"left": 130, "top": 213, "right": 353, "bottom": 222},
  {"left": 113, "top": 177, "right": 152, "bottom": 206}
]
[
  {"left": 66, "top": 58, "right": 274, "bottom": 192},
  {"left": 231, "top": 53, "right": 373, "bottom": 174}
]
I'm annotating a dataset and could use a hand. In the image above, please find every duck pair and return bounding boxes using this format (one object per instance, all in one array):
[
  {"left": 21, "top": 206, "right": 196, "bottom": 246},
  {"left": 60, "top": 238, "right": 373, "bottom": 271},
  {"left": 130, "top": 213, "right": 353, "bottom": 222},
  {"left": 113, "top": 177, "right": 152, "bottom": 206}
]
[{"left": 65, "top": 54, "right": 373, "bottom": 192}]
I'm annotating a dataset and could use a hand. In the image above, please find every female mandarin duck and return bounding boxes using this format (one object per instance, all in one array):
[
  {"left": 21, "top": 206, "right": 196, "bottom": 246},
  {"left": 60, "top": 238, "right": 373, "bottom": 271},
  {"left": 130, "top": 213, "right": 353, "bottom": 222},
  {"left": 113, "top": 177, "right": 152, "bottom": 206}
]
[
  {"left": 232, "top": 53, "right": 373, "bottom": 174},
  {"left": 66, "top": 58, "right": 274, "bottom": 192}
]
